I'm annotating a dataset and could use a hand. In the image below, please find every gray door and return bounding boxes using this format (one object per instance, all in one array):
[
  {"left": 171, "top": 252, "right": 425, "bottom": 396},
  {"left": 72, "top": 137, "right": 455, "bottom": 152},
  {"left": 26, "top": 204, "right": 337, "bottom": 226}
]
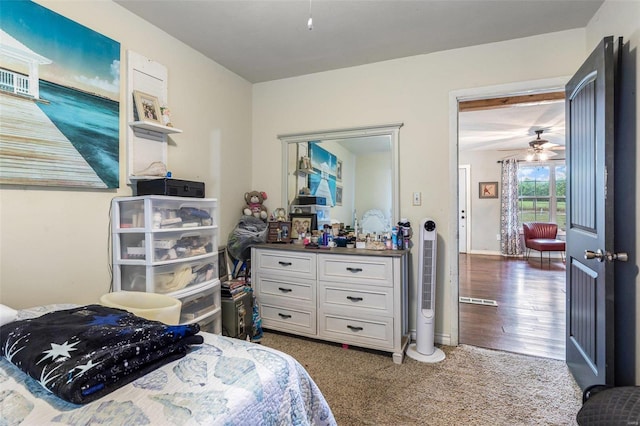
[{"left": 565, "top": 36, "right": 622, "bottom": 390}]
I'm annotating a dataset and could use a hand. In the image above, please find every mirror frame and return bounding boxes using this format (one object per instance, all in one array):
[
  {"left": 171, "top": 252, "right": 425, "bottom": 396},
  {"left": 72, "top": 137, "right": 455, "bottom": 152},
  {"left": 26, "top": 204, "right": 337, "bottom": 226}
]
[{"left": 278, "top": 123, "right": 403, "bottom": 224}]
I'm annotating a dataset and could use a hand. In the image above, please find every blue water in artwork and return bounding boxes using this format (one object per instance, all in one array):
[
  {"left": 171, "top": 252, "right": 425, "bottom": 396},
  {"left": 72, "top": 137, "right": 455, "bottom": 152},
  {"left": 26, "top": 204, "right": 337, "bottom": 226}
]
[{"left": 37, "top": 80, "right": 119, "bottom": 188}]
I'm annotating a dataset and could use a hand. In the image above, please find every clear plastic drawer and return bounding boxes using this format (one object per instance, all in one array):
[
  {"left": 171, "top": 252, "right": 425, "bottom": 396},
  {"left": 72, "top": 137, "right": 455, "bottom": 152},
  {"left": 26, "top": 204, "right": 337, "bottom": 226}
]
[
  {"left": 197, "top": 309, "right": 221, "bottom": 334},
  {"left": 119, "top": 258, "right": 218, "bottom": 293},
  {"left": 116, "top": 229, "right": 215, "bottom": 262},
  {"left": 114, "top": 196, "right": 216, "bottom": 230},
  {"left": 151, "top": 229, "right": 214, "bottom": 261},
  {"left": 179, "top": 285, "right": 220, "bottom": 323}
]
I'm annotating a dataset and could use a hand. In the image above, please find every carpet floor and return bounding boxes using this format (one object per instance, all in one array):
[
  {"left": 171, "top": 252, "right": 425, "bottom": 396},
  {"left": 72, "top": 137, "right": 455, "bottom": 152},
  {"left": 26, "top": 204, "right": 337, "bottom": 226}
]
[{"left": 260, "top": 331, "right": 582, "bottom": 425}]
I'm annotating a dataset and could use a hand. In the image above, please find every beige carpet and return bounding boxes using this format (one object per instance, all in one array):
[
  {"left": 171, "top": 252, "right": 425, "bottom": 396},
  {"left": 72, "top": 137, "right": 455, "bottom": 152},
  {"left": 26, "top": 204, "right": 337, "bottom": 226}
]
[{"left": 260, "top": 331, "right": 582, "bottom": 425}]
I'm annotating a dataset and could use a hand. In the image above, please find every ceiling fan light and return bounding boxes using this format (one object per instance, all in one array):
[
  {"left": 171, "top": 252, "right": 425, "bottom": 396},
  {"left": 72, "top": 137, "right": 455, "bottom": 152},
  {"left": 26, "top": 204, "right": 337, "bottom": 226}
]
[{"left": 526, "top": 153, "right": 534, "bottom": 162}]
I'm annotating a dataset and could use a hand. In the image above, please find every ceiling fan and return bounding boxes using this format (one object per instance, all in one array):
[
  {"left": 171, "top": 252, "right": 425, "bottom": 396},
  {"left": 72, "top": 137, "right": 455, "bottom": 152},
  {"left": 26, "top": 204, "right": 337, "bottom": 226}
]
[{"left": 525, "top": 129, "right": 564, "bottom": 161}]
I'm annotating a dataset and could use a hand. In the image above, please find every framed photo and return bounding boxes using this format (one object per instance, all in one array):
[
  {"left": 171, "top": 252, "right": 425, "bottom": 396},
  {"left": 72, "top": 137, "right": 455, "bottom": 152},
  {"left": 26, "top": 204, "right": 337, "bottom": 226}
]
[
  {"left": 479, "top": 181, "right": 499, "bottom": 199},
  {"left": 290, "top": 213, "right": 317, "bottom": 238},
  {"left": 133, "top": 90, "right": 162, "bottom": 124},
  {"left": 336, "top": 186, "right": 343, "bottom": 206},
  {"left": 217, "top": 247, "right": 230, "bottom": 282},
  {"left": 267, "top": 221, "right": 292, "bottom": 243},
  {"left": 337, "top": 160, "right": 343, "bottom": 181}
]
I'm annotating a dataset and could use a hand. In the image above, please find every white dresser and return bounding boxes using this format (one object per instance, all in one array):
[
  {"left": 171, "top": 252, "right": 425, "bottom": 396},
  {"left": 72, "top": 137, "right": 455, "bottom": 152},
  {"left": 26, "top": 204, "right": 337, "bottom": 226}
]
[{"left": 252, "top": 245, "right": 409, "bottom": 363}]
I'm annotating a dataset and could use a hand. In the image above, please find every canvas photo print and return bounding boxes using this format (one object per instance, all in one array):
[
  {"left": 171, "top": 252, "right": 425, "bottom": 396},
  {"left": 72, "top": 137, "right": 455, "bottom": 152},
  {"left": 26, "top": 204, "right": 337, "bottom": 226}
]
[{"left": 0, "top": 1, "right": 121, "bottom": 189}]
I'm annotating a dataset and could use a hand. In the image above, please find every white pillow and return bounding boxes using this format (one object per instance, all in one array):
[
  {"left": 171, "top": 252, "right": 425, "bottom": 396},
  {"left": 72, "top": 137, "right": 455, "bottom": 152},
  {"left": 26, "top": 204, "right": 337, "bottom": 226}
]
[{"left": 0, "top": 304, "right": 18, "bottom": 326}]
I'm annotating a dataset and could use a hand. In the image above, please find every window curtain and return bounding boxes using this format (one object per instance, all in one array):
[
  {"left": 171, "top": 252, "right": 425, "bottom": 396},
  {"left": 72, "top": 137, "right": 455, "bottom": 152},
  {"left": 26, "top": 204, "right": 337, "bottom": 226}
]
[{"left": 500, "top": 159, "right": 522, "bottom": 256}]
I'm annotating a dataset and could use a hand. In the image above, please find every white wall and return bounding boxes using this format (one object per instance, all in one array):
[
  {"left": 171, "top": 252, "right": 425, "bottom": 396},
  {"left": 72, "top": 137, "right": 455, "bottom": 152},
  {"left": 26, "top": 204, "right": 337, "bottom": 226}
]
[
  {"left": 355, "top": 151, "right": 392, "bottom": 226},
  {"left": 0, "top": 1, "right": 253, "bottom": 308},
  {"left": 252, "top": 29, "right": 588, "bottom": 344},
  {"left": 585, "top": 0, "right": 640, "bottom": 385}
]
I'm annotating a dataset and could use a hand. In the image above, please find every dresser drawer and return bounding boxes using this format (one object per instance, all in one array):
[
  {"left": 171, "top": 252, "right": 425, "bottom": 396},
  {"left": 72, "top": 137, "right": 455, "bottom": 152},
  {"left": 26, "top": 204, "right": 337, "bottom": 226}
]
[
  {"left": 318, "top": 254, "right": 392, "bottom": 287},
  {"left": 320, "top": 282, "right": 393, "bottom": 316},
  {"left": 254, "top": 249, "right": 316, "bottom": 279},
  {"left": 319, "top": 313, "right": 393, "bottom": 349},
  {"left": 257, "top": 275, "right": 315, "bottom": 303},
  {"left": 259, "top": 303, "right": 316, "bottom": 335}
]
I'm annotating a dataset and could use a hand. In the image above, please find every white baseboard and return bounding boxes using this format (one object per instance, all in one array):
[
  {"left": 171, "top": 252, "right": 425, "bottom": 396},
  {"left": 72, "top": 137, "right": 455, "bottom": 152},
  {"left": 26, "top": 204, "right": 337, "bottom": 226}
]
[{"left": 468, "top": 249, "right": 501, "bottom": 256}]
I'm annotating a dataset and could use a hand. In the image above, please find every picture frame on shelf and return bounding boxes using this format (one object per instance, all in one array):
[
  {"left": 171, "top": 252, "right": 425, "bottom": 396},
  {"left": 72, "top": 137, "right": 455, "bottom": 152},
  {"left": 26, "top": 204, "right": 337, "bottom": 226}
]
[
  {"left": 133, "top": 90, "right": 162, "bottom": 124},
  {"left": 479, "top": 181, "right": 499, "bottom": 199},
  {"left": 267, "top": 221, "right": 292, "bottom": 243},
  {"left": 289, "top": 213, "right": 317, "bottom": 238}
]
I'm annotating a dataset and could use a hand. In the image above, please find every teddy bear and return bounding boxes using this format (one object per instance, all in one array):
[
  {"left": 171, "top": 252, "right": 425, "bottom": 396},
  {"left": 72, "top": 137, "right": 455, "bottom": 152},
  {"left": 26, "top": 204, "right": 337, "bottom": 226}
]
[{"left": 243, "top": 191, "right": 268, "bottom": 221}]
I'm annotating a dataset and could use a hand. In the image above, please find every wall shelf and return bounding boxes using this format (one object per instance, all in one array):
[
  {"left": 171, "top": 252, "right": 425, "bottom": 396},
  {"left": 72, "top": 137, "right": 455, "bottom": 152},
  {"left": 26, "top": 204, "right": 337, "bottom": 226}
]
[
  {"left": 294, "top": 168, "right": 316, "bottom": 176},
  {"left": 126, "top": 51, "right": 182, "bottom": 184},
  {"left": 129, "top": 121, "right": 182, "bottom": 142}
]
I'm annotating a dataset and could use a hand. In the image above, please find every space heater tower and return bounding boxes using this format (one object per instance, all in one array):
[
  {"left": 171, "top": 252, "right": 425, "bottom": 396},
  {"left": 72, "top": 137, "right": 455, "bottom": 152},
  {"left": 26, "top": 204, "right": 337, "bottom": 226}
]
[{"left": 406, "top": 218, "right": 446, "bottom": 363}]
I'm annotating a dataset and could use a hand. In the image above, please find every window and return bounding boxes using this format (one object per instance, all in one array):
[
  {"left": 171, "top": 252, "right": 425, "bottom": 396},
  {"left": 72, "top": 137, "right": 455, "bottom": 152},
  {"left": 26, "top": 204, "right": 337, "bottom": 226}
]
[{"left": 517, "top": 163, "right": 566, "bottom": 231}]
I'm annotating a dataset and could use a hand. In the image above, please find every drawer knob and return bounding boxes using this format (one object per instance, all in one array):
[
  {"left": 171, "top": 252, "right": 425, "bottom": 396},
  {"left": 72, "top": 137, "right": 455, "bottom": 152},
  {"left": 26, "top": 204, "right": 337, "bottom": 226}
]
[
  {"left": 278, "top": 313, "right": 292, "bottom": 319},
  {"left": 347, "top": 325, "right": 364, "bottom": 332},
  {"left": 346, "top": 296, "right": 363, "bottom": 302},
  {"left": 278, "top": 261, "right": 293, "bottom": 266},
  {"left": 346, "top": 267, "right": 363, "bottom": 273},
  {"left": 278, "top": 287, "right": 293, "bottom": 293}
]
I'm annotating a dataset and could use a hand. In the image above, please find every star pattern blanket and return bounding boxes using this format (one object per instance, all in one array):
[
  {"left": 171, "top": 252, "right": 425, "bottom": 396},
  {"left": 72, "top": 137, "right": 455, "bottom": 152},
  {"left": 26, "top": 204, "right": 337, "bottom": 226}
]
[{"left": 0, "top": 304, "right": 203, "bottom": 404}]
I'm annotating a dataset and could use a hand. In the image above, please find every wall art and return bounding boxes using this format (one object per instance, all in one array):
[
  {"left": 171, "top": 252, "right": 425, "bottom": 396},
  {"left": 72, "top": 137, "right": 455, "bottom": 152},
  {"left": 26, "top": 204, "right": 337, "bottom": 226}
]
[{"left": 0, "top": 1, "right": 121, "bottom": 189}]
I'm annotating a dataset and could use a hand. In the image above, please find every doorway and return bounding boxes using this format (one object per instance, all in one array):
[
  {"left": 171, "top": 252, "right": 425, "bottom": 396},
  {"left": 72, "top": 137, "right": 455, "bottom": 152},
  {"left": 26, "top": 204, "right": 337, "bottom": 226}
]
[{"left": 450, "top": 78, "right": 569, "bottom": 359}]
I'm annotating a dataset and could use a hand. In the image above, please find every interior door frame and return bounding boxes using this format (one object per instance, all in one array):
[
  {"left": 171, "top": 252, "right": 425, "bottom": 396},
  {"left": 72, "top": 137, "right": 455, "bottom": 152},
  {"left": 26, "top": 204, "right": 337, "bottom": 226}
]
[
  {"left": 448, "top": 76, "right": 570, "bottom": 346},
  {"left": 458, "top": 164, "right": 471, "bottom": 253}
]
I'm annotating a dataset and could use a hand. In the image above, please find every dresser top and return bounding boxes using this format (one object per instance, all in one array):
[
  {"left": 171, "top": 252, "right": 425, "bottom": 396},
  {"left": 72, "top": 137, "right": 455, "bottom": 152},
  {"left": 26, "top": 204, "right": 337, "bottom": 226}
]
[{"left": 252, "top": 243, "right": 409, "bottom": 258}]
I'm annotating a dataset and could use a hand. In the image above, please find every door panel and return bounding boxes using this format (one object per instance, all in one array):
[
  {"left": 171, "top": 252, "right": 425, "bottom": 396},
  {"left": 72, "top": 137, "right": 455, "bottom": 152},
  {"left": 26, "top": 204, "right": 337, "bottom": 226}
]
[{"left": 565, "top": 36, "right": 616, "bottom": 390}]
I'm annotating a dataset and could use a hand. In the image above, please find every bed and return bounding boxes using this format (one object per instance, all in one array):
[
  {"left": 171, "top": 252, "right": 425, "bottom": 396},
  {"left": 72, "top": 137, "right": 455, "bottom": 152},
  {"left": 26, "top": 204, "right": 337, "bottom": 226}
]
[{"left": 0, "top": 304, "right": 336, "bottom": 425}]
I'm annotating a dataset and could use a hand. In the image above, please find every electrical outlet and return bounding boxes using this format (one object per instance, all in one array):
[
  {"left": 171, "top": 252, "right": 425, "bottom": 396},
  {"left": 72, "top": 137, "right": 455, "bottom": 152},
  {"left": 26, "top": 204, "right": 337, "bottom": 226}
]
[
  {"left": 496, "top": 234, "right": 501, "bottom": 241},
  {"left": 413, "top": 192, "right": 422, "bottom": 206}
]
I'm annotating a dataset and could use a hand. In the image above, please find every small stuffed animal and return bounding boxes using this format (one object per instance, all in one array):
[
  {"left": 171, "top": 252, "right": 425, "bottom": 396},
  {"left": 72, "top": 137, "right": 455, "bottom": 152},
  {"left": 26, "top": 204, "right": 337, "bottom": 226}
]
[{"left": 243, "top": 191, "right": 268, "bottom": 221}]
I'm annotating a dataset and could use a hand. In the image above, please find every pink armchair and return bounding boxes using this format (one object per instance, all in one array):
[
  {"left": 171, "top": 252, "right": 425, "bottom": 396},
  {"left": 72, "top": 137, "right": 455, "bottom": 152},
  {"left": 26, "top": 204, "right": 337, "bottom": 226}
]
[{"left": 522, "top": 222, "right": 566, "bottom": 267}]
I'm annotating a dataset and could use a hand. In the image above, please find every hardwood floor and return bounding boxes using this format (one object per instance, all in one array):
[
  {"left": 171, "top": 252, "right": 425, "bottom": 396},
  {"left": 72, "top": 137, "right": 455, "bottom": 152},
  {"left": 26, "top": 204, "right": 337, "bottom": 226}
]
[{"left": 459, "top": 253, "right": 566, "bottom": 360}]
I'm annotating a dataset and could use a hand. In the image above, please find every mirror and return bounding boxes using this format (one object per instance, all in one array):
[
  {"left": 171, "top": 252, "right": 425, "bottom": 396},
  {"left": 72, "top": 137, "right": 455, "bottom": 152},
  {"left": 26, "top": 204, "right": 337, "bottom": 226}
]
[{"left": 279, "top": 123, "right": 402, "bottom": 233}]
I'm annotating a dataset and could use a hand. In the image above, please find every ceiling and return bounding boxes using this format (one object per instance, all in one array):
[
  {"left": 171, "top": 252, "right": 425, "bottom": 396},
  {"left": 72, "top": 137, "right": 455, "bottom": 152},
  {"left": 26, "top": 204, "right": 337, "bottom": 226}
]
[
  {"left": 115, "top": 0, "right": 600, "bottom": 153},
  {"left": 459, "top": 98, "right": 566, "bottom": 153},
  {"left": 115, "top": 0, "right": 603, "bottom": 84}
]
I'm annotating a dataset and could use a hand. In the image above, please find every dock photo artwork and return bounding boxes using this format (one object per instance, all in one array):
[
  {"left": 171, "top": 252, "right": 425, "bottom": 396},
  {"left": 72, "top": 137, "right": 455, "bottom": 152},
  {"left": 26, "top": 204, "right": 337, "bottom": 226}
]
[{"left": 0, "top": 1, "right": 120, "bottom": 189}]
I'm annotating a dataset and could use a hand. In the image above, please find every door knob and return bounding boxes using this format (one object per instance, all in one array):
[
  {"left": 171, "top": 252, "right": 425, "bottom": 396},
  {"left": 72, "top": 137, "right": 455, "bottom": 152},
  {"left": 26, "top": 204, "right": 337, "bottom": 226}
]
[{"left": 584, "top": 249, "right": 628, "bottom": 262}]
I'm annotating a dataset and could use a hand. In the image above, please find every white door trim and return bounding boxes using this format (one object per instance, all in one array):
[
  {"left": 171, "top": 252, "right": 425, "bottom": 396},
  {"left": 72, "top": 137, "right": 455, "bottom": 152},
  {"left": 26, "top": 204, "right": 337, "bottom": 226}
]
[
  {"left": 458, "top": 164, "right": 471, "bottom": 253},
  {"left": 448, "top": 76, "right": 570, "bottom": 346}
]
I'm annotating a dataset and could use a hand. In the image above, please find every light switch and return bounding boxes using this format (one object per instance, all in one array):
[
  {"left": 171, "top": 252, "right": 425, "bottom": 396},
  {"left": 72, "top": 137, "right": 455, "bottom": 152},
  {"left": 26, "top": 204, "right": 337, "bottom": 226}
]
[{"left": 413, "top": 192, "right": 422, "bottom": 206}]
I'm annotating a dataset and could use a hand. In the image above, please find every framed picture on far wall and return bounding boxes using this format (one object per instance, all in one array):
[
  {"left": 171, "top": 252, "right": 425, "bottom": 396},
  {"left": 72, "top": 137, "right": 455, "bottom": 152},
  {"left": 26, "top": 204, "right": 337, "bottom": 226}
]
[
  {"left": 479, "top": 181, "right": 498, "bottom": 199},
  {"left": 336, "top": 186, "right": 343, "bottom": 206},
  {"left": 133, "top": 90, "right": 162, "bottom": 124},
  {"left": 290, "top": 213, "right": 317, "bottom": 238}
]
